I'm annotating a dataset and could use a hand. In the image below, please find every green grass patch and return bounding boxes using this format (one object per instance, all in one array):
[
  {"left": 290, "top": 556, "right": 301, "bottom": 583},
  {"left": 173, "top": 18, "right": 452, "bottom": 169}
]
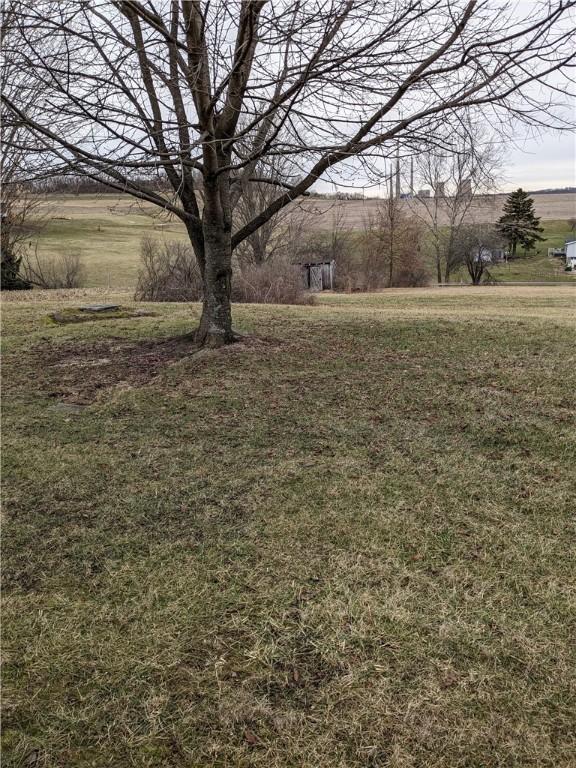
[
  {"left": 2, "top": 287, "right": 576, "bottom": 767},
  {"left": 36, "top": 211, "right": 189, "bottom": 289},
  {"left": 456, "top": 220, "right": 575, "bottom": 283}
]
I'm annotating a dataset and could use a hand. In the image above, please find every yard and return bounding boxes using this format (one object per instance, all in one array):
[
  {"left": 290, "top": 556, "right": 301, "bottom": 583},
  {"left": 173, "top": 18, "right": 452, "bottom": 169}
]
[{"left": 2, "top": 286, "right": 576, "bottom": 767}]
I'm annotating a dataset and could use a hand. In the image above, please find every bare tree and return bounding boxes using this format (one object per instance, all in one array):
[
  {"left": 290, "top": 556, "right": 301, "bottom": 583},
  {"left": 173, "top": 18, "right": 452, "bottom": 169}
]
[
  {"left": 361, "top": 180, "right": 426, "bottom": 289},
  {"left": 233, "top": 156, "right": 298, "bottom": 268},
  {"left": 0, "top": 1, "right": 46, "bottom": 288},
  {"left": 2, "top": 1, "right": 574, "bottom": 343},
  {"left": 453, "top": 224, "right": 503, "bottom": 285},
  {"left": 410, "top": 123, "right": 502, "bottom": 283}
]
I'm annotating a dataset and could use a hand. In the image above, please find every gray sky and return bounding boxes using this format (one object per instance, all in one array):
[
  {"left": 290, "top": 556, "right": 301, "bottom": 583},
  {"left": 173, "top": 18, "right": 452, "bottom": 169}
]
[
  {"left": 312, "top": 130, "right": 575, "bottom": 195},
  {"left": 502, "top": 131, "right": 575, "bottom": 191}
]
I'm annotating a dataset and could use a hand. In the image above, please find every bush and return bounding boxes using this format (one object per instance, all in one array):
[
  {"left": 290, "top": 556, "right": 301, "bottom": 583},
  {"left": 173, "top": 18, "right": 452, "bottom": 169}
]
[
  {"left": 22, "top": 250, "right": 86, "bottom": 289},
  {"left": 134, "top": 238, "right": 202, "bottom": 301},
  {"left": 135, "top": 238, "right": 313, "bottom": 305},
  {"left": 332, "top": 234, "right": 430, "bottom": 291},
  {"left": 233, "top": 260, "right": 314, "bottom": 305},
  {"left": 1, "top": 253, "right": 32, "bottom": 290},
  {"left": 390, "top": 254, "right": 430, "bottom": 287}
]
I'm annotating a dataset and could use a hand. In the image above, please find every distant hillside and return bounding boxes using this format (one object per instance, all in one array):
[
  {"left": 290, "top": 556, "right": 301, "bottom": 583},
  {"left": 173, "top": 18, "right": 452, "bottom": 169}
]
[{"left": 525, "top": 187, "right": 576, "bottom": 195}]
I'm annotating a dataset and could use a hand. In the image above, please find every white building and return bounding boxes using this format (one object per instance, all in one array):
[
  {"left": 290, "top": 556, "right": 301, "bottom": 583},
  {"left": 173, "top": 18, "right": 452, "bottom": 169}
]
[
  {"left": 473, "top": 247, "right": 505, "bottom": 263},
  {"left": 566, "top": 240, "right": 576, "bottom": 270}
]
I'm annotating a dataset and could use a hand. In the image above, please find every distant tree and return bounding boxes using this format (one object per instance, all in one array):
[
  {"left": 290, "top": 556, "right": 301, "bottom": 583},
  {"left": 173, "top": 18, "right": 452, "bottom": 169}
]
[
  {"left": 362, "top": 176, "right": 425, "bottom": 287},
  {"left": 411, "top": 123, "right": 502, "bottom": 283},
  {"left": 232, "top": 155, "right": 299, "bottom": 268},
  {"left": 453, "top": 224, "right": 502, "bottom": 285},
  {"left": 496, "top": 189, "right": 544, "bottom": 258}
]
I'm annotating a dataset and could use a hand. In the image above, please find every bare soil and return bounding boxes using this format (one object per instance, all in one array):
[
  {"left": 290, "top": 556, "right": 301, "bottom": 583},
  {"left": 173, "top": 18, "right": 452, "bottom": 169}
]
[{"left": 9, "top": 334, "right": 274, "bottom": 404}]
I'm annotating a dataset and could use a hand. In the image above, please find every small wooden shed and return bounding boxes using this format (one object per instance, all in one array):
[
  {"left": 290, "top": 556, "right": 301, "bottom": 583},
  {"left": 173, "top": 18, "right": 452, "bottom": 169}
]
[{"left": 301, "top": 260, "right": 335, "bottom": 291}]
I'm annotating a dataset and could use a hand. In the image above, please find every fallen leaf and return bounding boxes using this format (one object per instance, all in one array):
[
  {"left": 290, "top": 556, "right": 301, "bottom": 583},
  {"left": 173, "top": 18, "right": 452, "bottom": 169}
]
[{"left": 244, "top": 729, "right": 259, "bottom": 746}]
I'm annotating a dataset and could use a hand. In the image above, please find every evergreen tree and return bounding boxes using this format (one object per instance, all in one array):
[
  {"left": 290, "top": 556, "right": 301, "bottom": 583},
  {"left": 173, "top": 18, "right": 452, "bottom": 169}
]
[{"left": 496, "top": 188, "right": 544, "bottom": 257}]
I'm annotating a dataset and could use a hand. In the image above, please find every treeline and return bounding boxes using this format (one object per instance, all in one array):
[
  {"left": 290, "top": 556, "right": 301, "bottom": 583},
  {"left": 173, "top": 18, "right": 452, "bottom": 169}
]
[
  {"left": 307, "top": 191, "right": 376, "bottom": 200},
  {"left": 31, "top": 176, "right": 170, "bottom": 195},
  {"left": 37, "top": 179, "right": 379, "bottom": 200}
]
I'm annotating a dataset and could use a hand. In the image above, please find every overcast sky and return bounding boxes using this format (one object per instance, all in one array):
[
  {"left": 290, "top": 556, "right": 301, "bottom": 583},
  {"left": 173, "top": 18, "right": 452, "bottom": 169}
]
[
  {"left": 313, "top": 129, "right": 575, "bottom": 195},
  {"left": 502, "top": 131, "right": 575, "bottom": 191}
]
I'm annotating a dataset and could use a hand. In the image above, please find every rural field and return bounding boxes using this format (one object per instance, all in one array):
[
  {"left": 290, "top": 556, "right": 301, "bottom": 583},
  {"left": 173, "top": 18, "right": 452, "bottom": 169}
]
[
  {"left": 33, "top": 193, "right": 576, "bottom": 288},
  {"left": 2, "top": 286, "right": 576, "bottom": 767}
]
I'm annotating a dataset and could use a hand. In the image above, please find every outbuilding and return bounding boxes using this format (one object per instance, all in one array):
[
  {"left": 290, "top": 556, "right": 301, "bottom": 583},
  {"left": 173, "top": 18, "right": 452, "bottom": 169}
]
[
  {"left": 301, "top": 260, "right": 335, "bottom": 291},
  {"left": 565, "top": 240, "right": 576, "bottom": 270}
]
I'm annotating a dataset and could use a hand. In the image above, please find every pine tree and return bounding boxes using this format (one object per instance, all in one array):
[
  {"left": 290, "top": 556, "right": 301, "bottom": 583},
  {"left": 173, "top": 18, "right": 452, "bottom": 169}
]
[{"left": 496, "top": 188, "right": 544, "bottom": 258}]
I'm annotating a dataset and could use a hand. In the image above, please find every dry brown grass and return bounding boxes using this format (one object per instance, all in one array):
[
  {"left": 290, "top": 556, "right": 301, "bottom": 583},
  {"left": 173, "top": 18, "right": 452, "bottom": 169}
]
[{"left": 2, "top": 286, "right": 576, "bottom": 767}]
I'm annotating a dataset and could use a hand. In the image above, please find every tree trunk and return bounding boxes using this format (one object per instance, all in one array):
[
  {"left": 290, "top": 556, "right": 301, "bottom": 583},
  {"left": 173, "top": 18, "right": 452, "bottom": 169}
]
[
  {"left": 435, "top": 245, "right": 442, "bottom": 284},
  {"left": 194, "top": 224, "right": 236, "bottom": 348},
  {"left": 252, "top": 234, "right": 266, "bottom": 265}
]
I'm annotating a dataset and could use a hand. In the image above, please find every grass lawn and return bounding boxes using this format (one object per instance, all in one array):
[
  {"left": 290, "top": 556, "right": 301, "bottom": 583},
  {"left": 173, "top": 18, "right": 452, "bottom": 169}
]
[
  {"left": 2, "top": 286, "right": 576, "bottom": 767},
  {"left": 479, "top": 220, "right": 575, "bottom": 284},
  {"left": 35, "top": 196, "right": 189, "bottom": 288}
]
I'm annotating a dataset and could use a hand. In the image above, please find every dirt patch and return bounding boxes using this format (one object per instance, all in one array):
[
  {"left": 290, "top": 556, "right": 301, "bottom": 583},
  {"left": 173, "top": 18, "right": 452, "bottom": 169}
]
[
  {"left": 19, "top": 334, "right": 276, "bottom": 405},
  {"left": 30, "top": 336, "right": 194, "bottom": 403}
]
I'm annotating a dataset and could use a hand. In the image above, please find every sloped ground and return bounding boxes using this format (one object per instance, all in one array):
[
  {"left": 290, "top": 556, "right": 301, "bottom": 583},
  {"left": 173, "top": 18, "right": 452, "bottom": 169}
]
[
  {"left": 34, "top": 194, "right": 575, "bottom": 288},
  {"left": 2, "top": 287, "right": 575, "bottom": 767}
]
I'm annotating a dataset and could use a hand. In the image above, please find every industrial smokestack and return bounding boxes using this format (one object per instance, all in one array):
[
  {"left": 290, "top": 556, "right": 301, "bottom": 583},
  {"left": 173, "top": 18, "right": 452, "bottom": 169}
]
[{"left": 395, "top": 144, "right": 401, "bottom": 199}]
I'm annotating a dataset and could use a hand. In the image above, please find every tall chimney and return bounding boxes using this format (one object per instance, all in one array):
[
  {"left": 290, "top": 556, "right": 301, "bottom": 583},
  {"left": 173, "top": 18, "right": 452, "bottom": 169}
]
[{"left": 395, "top": 144, "right": 401, "bottom": 199}]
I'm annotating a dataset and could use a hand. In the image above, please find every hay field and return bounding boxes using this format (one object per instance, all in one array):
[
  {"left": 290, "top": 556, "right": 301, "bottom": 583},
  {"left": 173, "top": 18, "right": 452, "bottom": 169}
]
[{"left": 299, "top": 192, "right": 576, "bottom": 231}]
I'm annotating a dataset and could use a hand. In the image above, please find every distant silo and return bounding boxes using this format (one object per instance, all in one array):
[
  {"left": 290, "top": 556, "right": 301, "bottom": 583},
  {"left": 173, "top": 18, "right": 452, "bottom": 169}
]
[{"left": 458, "top": 177, "right": 472, "bottom": 198}]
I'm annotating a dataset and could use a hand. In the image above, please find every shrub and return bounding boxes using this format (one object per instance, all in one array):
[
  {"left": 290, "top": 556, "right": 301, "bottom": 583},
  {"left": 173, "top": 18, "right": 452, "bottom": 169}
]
[
  {"left": 233, "top": 260, "right": 314, "bottom": 305},
  {"left": 134, "top": 238, "right": 202, "bottom": 301},
  {"left": 391, "top": 253, "right": 431, "bottom": 287},
  {"left": 22, "top": 250, "right": 86, "bottom": 289},
  {"left": 1, "top": 252, "right": 32, "bottom": 290},
  {"left": 135, "top": 238, "right": 313, "bottom": 305},
  {"left": 332, "top": 233, "right": 430, "bottom": 291}
]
